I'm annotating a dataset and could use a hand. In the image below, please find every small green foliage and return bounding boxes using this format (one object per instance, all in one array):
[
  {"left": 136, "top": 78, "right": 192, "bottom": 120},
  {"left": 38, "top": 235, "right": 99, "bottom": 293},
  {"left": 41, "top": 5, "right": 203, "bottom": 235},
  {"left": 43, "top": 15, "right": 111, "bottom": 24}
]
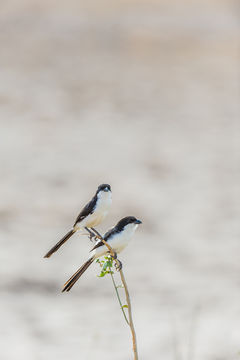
[
  {"left": 96, "top": 256, "right": 114, "bottom": 278},
  {"left": 96, "top": 255, "right": 130, "bottom": 325}
]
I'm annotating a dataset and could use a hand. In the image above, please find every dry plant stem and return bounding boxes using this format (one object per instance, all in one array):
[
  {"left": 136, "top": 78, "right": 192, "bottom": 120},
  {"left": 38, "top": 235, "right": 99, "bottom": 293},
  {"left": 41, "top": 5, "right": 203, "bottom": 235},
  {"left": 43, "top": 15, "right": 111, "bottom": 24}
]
[
  {"left": 92, "top": 228, "right": 138, "bottom": 360},
  {"left": 118, "top": 266, "right": 138, "bottom": 360}
]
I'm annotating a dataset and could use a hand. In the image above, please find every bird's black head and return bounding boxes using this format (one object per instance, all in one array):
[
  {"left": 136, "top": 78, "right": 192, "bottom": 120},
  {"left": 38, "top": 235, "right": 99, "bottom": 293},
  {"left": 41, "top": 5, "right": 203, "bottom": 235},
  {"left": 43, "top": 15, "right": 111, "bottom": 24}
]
[
  {"left": 97, "top": 184, "right": 111, "bottom": 193},
  {"left": 116, "top": 216, "right": 142, "bottom": 231}
]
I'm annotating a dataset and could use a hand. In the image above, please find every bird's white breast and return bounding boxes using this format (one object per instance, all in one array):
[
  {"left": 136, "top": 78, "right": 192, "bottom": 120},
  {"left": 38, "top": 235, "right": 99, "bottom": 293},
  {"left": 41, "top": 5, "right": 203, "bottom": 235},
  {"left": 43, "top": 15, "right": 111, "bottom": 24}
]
[
  {"left": 78, "top": 191, "right": 112, "bottom": 228},
  {"left": 93, "top": 223, "right": 138, "bottom": 258},
  {"left": 95, "top": 190, "right": 112, "bottom": 215}
]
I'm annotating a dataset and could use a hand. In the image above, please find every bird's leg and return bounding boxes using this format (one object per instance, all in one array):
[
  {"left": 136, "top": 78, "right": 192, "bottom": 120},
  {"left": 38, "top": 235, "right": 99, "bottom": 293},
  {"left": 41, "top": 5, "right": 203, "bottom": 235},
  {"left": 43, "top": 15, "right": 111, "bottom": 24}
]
[
  {"left": 84, "top": 227, "right": 97, "bottom": 242},
  {"left": 115, "top": 259, "right": 122, "bottom": 271},
  {"left": 109, "top": 251, "right": 118, "bottom": 260},
  {"left": 90, "top": 227, "right": 102, "bottom": 240}
]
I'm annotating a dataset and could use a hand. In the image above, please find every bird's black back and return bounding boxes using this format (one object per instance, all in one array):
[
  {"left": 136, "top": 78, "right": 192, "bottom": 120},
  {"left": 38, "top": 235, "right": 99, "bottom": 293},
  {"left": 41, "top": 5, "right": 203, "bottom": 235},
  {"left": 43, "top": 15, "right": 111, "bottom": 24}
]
[{"left": 74, "top": 194, "right": 97, "bottom": 226}]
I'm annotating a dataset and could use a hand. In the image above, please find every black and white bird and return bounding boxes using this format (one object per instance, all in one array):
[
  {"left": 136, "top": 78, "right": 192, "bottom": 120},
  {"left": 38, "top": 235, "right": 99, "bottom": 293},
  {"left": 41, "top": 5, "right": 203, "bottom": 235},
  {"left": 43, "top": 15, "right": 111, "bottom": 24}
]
[
  {"left": 44, "top": 184, "right": 112, "bottom": 258},
  {"left": 62, "top": 216, "right": 142, "bottom": 292}
]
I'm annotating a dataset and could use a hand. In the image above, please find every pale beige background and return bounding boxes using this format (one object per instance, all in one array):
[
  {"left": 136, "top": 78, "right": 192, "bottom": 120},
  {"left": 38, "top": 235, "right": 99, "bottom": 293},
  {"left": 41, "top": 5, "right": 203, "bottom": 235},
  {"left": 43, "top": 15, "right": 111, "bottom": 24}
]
[{"left": 0, "top": 1, "right": 239, "bottom": 359}]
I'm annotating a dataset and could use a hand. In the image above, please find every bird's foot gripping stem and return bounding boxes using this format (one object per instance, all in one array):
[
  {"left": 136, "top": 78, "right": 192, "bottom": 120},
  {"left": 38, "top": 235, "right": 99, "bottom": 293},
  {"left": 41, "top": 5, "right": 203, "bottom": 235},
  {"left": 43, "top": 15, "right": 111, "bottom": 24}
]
[
  {"left": 84, "top": 227, "right": 97, "bottom": 242},
  {"left": 90, "top": 227, "right": 102, "bottom": 240},
  {"left": 114, "top": 260, "right": 122, "bottom": 271},
  {"left": 110, "top": 251, "right": 118, "bottom": 260}
]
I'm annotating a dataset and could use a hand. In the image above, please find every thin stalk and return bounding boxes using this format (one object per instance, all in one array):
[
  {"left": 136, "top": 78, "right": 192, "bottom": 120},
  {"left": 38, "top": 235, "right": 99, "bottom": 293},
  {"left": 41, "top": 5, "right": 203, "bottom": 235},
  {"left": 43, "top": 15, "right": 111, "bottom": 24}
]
[{"left": 109, "top": 269, "right": 129, "bottom": 325}]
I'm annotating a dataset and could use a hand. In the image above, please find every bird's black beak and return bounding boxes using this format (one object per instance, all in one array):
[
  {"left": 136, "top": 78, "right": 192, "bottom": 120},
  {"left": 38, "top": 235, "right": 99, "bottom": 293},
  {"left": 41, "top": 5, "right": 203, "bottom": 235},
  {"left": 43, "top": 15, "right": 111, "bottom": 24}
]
[{"left": 135, "top": 219, "right": 142, "bottom": 224}]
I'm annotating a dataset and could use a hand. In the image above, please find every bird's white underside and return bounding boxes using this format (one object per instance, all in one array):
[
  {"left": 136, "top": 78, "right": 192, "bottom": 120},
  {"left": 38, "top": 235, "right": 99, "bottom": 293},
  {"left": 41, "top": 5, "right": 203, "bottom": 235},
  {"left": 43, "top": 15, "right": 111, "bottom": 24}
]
[
  {"left": 92, "top": 223, "right": 139, "bottom": 259},
  {"left": 75, "top": 190, "right": 112, "bottom": 229}
]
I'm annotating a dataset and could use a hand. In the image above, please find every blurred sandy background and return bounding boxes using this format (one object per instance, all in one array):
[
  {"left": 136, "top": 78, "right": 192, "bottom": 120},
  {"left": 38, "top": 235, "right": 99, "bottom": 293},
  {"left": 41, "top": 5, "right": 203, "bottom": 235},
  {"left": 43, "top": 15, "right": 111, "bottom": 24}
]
[{"left": 0, "top": 1, "right": 239, "bottom": 359}]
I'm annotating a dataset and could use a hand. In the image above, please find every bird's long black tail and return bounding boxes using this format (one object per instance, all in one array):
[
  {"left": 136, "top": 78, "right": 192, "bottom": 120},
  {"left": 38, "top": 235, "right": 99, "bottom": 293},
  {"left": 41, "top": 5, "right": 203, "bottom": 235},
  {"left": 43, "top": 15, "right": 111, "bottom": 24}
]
[
  {"left": 44, "top": 229, "right": 76, "bottom": 258},
  {"left": 62, "top": 257, "right": 95, "bottom": 292}
]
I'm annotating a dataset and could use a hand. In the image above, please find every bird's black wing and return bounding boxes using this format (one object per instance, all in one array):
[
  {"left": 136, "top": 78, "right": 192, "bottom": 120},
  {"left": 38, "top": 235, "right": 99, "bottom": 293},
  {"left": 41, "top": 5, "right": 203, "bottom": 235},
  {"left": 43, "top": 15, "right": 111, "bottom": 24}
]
[
  {"left": 74, "top": 195, "right": 97, "bottom": 226},
  {"left": 90, "top": 227, "right": 118, "bottom": 251}
]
